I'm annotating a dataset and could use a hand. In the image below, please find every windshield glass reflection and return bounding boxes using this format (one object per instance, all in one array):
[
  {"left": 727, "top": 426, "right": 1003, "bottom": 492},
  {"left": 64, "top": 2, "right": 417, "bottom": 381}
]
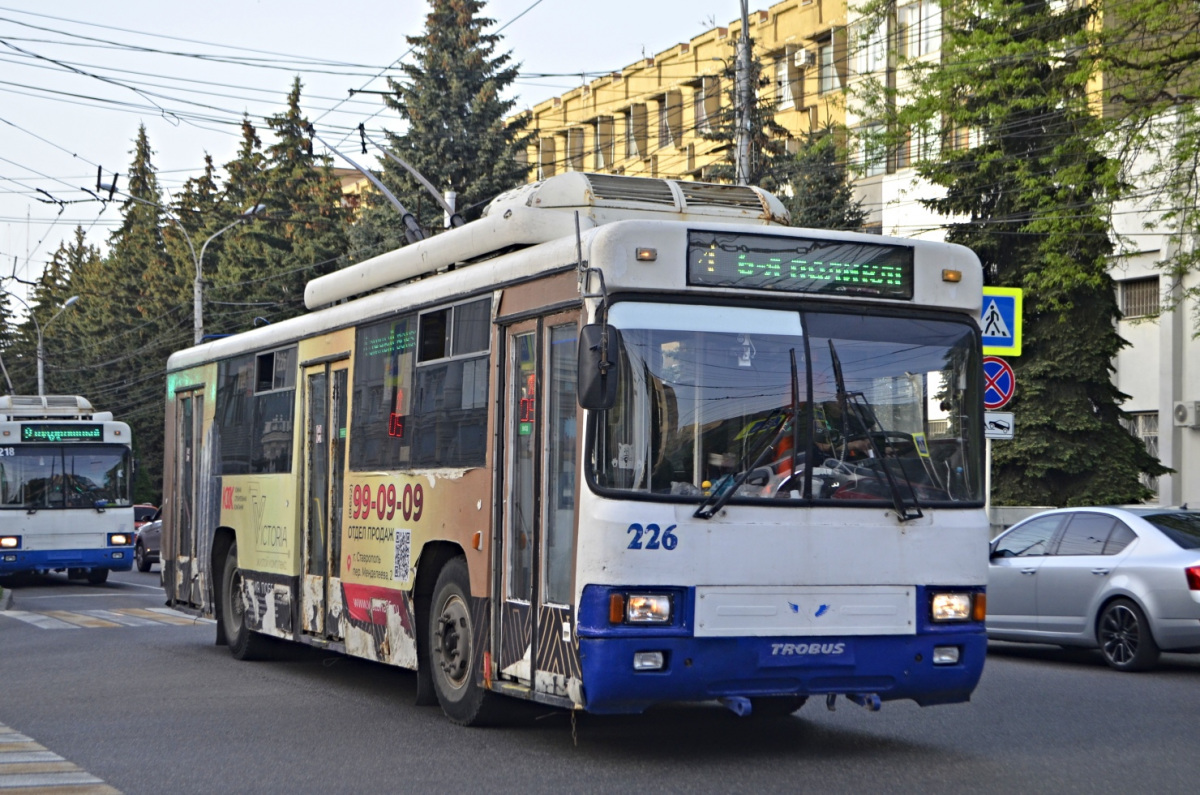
[{"left": 591, "top": 303, "right": 982, "bottom": 507}]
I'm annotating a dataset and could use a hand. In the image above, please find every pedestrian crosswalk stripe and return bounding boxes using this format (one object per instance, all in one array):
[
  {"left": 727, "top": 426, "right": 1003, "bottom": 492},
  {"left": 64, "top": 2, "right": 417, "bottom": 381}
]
[
  {"left": 0, "top": 608, "right": 214, "bottom": 630},
  {"left": 0, "top": 723, "right": 119, "bottom": 794}
]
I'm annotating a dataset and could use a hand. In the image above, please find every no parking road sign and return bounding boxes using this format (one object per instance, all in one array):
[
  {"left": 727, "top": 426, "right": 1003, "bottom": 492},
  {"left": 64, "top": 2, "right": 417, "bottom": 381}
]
[
  {"left": 981, "top": 287, "right": 1023, "bottom": 356},
  {"left": 983, "top": 356, "right": 1016, "bottom": 410}
]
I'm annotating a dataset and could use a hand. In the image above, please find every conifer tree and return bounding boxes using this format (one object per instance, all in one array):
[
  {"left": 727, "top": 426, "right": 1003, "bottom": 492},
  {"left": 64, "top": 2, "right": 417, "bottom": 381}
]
[
  {"left": 878, "top": 0, "right": 1167, "bottom": 505},
  {"left": 212, "top": 79, "right": 347, "bottom": 331},
  {"left": 700, "top": 44, "right": 792, "bottom": 191},
  {"left": 785, "top": 125, "right": 867, "bottom": 230},
  {"left": 351, "top": 0, "right": 531, "bottom": 254}
]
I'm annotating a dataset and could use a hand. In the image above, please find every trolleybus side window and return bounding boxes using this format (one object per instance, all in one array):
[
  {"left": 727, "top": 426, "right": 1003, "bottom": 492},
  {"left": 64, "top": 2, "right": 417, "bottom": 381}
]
[
  {"left": 215, "top": 347, "right": 297, "bottom": 475},
  {"left": 350, "top": 298, "right": 491, "bottom": 471}
]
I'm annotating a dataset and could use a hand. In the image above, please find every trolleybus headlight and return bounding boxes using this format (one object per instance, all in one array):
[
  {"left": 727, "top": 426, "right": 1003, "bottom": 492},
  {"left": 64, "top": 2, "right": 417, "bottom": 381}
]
[
  {"left": 625, "top": 593, "right": 673, "bottom": 624},
  {"left": 930, "top": 592, "right": 972, "bottom": 622},
  {"left": 0, "top": 535, "right": 19, "bottom": 549},
  {"left": 107, "top": 533, "right": 132, "bottom": 546}
]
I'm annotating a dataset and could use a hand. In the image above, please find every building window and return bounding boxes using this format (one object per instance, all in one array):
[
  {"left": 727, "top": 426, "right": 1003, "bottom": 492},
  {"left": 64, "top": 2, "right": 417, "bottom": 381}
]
[
  {"left": 657, "top": 91, "right": 682, "bottom": 148},
  {"left": 858, "top": 22, "right": 886, "bottom": 76},
  {"left": 593, "top": 117, "right": 614, "bottom": 170},
  {"left": 1120, "top": 276, "right": 1160, "bottom": 318},
  {"left": 898, "top": 0, "right": 942, "bottom": 59},
  {"left": 538, "top": 137, "right": 556, "bottom": 179},
  {"left": 694, "top": 77, "right": 719, "bottom": 134},
  {"left": 857, "top": 123, "right": 886, "bottom": 177},
  {"left": 819, "top": 42, "right": 843, "bottom": 94},
  {"left": 775, "top": 57, "right": 794, "bottom": 109},
  {"left": 624, "top": 104, "right": 647, "bottom": 159},
  {"left": 1123, "top": 411, "right": 1159, "bottom": 495},
  {"left": 566, "top": 129, "right": 584, "bottom": 172}
]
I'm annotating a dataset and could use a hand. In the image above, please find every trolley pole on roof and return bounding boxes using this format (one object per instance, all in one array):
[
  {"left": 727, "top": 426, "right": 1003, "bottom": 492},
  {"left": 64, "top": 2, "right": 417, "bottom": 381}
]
[{"left": 735, "top": 0, "right": 752, "bottom": 186}]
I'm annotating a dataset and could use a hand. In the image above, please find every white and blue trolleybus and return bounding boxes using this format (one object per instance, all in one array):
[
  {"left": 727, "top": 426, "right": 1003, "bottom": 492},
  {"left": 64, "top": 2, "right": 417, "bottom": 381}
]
[
  {"left": 0, "top": 395, "right": 136, "bottom": 584},
  {"left": 161, "top": 173, "right": 987, "bottom": 723}
]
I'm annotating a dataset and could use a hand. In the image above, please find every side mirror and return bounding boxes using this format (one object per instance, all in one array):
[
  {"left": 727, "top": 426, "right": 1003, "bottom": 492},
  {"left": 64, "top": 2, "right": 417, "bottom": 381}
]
[
  {"left": 744, "top": 467, "right": 772, "bottom": 488},
  {"left": 577, "top": 324, "right": 621, "bottom": 410}
]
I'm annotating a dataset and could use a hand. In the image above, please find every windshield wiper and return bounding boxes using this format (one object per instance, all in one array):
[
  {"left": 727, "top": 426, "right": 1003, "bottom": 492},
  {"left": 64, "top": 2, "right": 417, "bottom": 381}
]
[
  {"left": 828, "top": 340, "right": 923, "bottom": 522},
  {"left": 694, "top": 349, "right": 801, "bottom": 520}
]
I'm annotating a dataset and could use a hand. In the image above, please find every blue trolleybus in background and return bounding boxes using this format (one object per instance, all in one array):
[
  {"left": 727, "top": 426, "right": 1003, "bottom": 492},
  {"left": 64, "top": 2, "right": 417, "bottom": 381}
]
[{"left": 0, "top": 395, "right": 136, "bottom": 584}]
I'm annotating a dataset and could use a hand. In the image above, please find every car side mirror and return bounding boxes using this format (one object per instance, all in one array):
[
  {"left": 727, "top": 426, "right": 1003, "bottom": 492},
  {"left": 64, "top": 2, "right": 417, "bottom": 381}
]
[
  {"left": 744, "top": 467, "right": 772, "bottom": 488},
  {"left": 577, "top": 324, "right": 621, "bottom": 410}
]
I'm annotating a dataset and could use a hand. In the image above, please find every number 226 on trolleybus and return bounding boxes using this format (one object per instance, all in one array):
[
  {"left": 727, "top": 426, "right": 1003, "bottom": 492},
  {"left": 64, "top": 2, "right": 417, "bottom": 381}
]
[
  {"left": 0, "top": 395, "right": 136, "bottom": 584},
  {"left": 161, "top": 173, "right": 987, "bottom": 724}
]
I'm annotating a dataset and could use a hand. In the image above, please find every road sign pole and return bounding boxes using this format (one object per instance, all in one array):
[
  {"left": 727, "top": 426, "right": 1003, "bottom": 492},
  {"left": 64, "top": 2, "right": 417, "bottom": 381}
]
[{"left": 985, "top": 437, "right": 992, "bottom": 515}]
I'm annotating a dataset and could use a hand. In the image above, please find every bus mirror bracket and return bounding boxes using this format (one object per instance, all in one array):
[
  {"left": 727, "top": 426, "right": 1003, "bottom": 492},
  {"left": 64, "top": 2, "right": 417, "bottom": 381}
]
[{"left": 578, "top": 324, "right": 621, "bottom": 410}]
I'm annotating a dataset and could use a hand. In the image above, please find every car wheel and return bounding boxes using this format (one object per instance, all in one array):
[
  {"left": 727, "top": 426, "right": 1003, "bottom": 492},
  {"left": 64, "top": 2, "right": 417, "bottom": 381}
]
[
  {"left": 1098, "top": 598, "right": 1160, "bottom": 672},
  {"left": 219, "top": 541, "right": 274, "bottom": 661},
  {"left": 428, "top": 557, "right": 506, "bottom": 725},
  {"left": 85, "top": 568, "right": 109, "bottom": 585},
  {"left": 135, "top": 542, "right": 152, "bottom": 572}
]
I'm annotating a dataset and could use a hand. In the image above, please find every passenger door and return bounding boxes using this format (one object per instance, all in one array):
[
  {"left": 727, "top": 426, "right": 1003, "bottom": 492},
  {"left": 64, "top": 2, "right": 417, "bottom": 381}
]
[
  {"left": 1036, "top": 514, "right": 1137, "bottom": 637},
  {"left": 301, "top": 361, "right": 349, "bottom": 639},
  {"left": 496, "top": 315, "right": 581, "bottom": 692},
  {"left": 172, "top": 387, "right": 204, "bottom": 605},
  {"left": 987, "top": 515, "right": 1064, "bottom": 634}
]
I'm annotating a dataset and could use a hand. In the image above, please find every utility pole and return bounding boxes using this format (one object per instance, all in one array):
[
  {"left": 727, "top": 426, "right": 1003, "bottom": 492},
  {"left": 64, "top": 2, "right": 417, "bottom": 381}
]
[{"left": 735, "top": 0, "right": 752, "bottom": 186}]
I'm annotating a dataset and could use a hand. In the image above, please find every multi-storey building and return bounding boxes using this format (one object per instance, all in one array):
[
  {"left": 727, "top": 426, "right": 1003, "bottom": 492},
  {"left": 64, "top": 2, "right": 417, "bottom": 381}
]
[{"left": 517, "top": 0, "right": 847, "bottom": 183}]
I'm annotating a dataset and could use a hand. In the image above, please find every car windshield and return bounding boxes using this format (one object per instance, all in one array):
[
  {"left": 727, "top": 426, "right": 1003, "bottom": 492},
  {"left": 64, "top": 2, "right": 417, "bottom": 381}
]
[
  {"left": 1143, "top": 513, "right": 1200, "bottom": 549},
  {"left": 590, "top": 302, "right": 983, "bottom": 508}
]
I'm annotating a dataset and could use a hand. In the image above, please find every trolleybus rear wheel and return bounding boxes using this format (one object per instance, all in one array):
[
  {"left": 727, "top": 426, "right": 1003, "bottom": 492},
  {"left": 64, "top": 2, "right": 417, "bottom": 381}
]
[
  {"left": 220, "top": 541, "right": 272, "bottom": 661},
  {"left": 428, "top": 556, "right": 502, "bottom": 725}
]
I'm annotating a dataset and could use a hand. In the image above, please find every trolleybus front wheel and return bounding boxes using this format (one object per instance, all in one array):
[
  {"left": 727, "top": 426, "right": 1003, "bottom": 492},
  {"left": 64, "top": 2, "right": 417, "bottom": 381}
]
[
  {"left": 86, "top": 568, "right": 109, "bottom": 585},
  {"left": 429, "top": 556, "right": 504, "bottom": 726},
  {"left": 219, "top": 541, "right": 273, "bottom": 661}
]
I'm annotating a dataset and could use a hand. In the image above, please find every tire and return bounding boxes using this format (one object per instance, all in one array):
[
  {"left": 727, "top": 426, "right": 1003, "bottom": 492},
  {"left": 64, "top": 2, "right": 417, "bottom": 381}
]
[
  {"left": 1098, "top": 598, "right": 1160, "bottom": 672},
  {"left": 219, "top": 541, "right": 273, "bottom": 661},
  {"left": 136, "top": 542, "right": 152, "bottom": 572},
  {"left": 85, "top": 568, "right": 109, "bottom": 585},
  {"left": 750, "top": 696, "right": 808, "bottom": 719},
  {"left": 428, "top": 557, "right": 503, "bottom": 725}
]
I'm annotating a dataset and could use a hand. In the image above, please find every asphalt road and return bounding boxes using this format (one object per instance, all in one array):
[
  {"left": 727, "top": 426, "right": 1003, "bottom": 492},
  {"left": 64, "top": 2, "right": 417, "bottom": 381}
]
[{"left": 1, "top": 567, "right": 1196, "bottom": 794}]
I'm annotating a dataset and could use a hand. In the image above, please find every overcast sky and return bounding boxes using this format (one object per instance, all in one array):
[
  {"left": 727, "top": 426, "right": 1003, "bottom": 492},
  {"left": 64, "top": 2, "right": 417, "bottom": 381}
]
[{"left": 0, "top": 0, "right": 743, "bottom": 301}]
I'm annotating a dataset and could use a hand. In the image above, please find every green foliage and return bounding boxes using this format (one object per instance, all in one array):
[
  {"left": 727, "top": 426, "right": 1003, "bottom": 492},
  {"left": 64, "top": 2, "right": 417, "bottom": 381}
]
[
  {"left": 210, "top": 79, "right": 349, "bottom": 335},
  {"left": 785, "top": 125, "right": 868, "bottom": 230},
  {"left": 699, "top": 41, "right": 793, "bottom": 192},
  {"left": 350, "top": 0, "right": 531, "bottom": 256},
  {"left": 859, "top": 0, "right": 1167, "bottom": 505}
]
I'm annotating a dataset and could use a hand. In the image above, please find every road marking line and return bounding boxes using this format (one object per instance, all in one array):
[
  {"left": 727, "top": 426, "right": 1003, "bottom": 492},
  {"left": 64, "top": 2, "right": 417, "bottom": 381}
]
[
  {"left": 41, "top": 611, "right": 120, "bottom": 629},
  {"left": 140, "top": 607, "right": 215, "bottom": 625},
  {"left": 0, "top": 723, "right": 119, "bottom": 794},
  {"left": 82, "top": 610, "right": 158, "bottom": 627},
  {"left": 0, "top": 612, "right": 80, "bottom": 630}
]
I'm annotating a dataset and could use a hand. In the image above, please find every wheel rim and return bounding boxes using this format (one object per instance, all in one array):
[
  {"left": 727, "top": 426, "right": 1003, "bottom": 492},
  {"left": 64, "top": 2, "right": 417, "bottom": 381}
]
[
  {"left": 1100, "top": 604, "right": 1139, "bottom": 665},
  {"left": 434, "top": 593, "right": 471, "bottom": 691},
  {"left": 225, "top": 563, "right": 245, "bottom": 639},
  {"left": 136, "top": 545, "right": 144, "bottom": 566}
]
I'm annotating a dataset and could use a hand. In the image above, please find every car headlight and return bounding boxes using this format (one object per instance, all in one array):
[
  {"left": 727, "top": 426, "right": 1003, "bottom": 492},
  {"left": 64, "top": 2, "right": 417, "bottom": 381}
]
[
  {"left": 609, "top": 592, "right": 673, "bottom": 624},
  {"left": 930, "top": 592, "right": 973, "bottom": 622}
]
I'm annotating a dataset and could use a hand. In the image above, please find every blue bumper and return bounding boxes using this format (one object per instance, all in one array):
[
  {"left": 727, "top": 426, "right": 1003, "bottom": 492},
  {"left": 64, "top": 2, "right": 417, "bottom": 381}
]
[
  {"left": 577, "top": 585, "right": 986, "bottom": 715},
  {"left": 0, "top": 547, "right": 134, "bottom": 575}
]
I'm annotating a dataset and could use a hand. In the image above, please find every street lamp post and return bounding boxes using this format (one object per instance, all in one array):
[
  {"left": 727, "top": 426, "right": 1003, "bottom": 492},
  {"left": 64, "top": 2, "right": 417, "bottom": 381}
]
[
  {"left": 96, "top": 185, "right": 265, "bottom": 346},
  {"left": 6, "top": 293, "right": 80, "bottom": 397},
  {"left": 180, "top": 204, "right": 266, "bottom": 344}
]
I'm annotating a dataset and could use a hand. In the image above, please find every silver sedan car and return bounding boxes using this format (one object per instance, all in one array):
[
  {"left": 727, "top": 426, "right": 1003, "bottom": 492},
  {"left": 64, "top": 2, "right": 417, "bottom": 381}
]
[{"left": 988, "top": 507, "right": 1200, "bottom": 671}]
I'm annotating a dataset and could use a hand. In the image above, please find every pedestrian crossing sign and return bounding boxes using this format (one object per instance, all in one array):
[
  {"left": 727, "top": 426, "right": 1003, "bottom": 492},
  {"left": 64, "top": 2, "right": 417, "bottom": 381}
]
[{"left": 981, "top": 287, "right": 1022, "bottom": 357}]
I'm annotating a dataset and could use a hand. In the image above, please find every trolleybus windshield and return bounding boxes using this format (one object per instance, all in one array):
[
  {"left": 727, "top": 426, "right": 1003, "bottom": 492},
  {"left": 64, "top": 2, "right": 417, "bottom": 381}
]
[
  {"left": 591, "top": 302, "right": 982, "bottom": 507},
  {"left": 0, "top": 443, "right": 133, "bottom": 510}
]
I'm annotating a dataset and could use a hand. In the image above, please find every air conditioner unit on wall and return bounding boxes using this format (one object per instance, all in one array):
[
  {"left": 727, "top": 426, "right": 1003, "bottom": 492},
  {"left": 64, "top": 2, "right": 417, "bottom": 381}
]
[
  {"left": 1173, "top": 400, "right": 1200, "bottom": 428},
  {"left": 794, "top": 48, "right": 816, "bottom": 68}
]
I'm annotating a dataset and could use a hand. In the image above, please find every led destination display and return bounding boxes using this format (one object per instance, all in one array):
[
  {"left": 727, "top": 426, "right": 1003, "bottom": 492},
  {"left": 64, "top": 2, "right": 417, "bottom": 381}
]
[
  {"left": 687, "top": 231, "right": 915, "bottom": 299},
  {"left": 21, "top": 424, "right": 104, "bottom": 443}
]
